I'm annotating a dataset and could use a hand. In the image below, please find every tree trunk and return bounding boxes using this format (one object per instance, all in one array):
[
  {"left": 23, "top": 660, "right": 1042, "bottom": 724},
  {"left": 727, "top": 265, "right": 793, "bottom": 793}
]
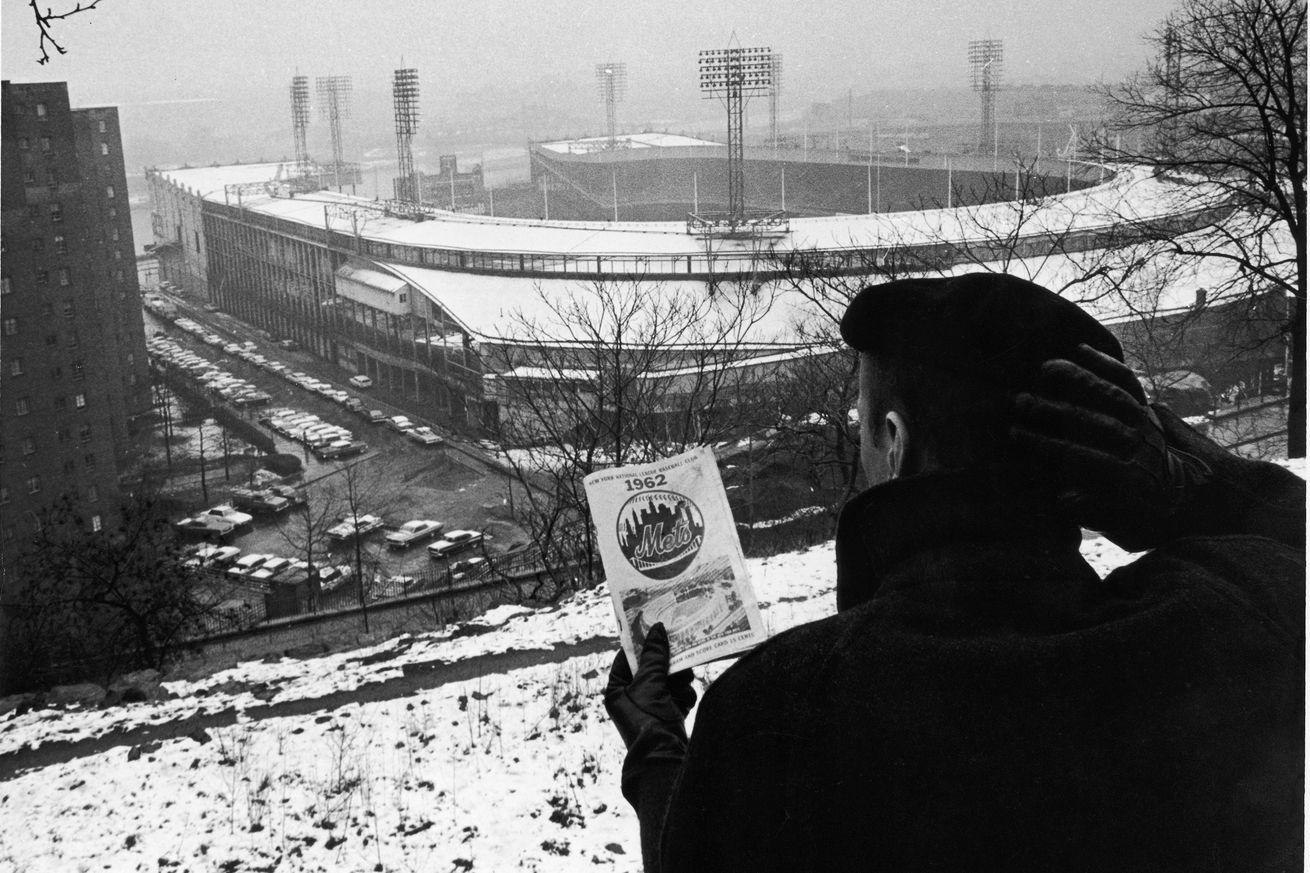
[{"left": 1288, "top": 293, "right": 1306, "bottom": 458}]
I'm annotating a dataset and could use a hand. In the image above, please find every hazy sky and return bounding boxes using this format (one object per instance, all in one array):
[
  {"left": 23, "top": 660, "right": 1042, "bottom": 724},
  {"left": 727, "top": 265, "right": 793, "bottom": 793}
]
[{"left": 4, "top": 0, "right": 1179, "bottom": 107}]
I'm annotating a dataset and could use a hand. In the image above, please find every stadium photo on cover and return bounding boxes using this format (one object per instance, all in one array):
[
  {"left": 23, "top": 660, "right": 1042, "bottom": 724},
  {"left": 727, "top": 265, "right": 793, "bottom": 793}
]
[{"left": 584, "top": 446, "right": 765, "bottom": 672}]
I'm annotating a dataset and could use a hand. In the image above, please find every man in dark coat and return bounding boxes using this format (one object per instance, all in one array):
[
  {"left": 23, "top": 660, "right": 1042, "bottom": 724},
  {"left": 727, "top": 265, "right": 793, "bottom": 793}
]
[{"left": 604, "top": 273, "right": 1304, "bottom": 872}]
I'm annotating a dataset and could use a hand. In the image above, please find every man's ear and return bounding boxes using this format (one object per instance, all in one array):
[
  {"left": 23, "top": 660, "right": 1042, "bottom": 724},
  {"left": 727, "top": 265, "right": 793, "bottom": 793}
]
[{"left": 884, "top": 410, "right": 908, "bottom": 479}]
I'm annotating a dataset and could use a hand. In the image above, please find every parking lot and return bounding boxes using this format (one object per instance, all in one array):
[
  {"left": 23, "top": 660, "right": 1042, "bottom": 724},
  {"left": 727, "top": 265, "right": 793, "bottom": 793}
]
[{"left": 145, "top": 299, "right": 531, "bottom": 595}]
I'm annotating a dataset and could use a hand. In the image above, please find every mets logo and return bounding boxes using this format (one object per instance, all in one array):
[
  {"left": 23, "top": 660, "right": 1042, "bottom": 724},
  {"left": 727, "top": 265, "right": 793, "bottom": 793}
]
[{"left": 616, "top": 490, "right": 705, "bottom": 580}]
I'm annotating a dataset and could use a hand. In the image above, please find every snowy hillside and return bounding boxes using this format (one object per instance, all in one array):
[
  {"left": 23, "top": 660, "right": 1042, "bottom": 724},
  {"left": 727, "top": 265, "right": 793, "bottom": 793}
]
[{"left": 0, "top": 461, "right": 1300, "bottom": 872}]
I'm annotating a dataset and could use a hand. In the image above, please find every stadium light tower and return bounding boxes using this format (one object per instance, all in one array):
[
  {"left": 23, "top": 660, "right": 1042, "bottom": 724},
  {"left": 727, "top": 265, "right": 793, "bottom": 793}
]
[
  {"left": 316, "top": 75, "right": 353, "bottom": 185},
  {"left": 392, "top": 67, "right": 420, "bottom": 203},
  {"left": 595, "top": 62, "right": 627, "bottom": 147},
  {"left": 768, "top": 53, "right": 782, "bottom": 150},
  {"left": 699, "top": 43, "right": 773, "bottom": 223},
  {"left": 968, "top": 39, "right": 1003, "bottom": 153},
  {"left": 290, "top": 75, "right": 311, "bottom": 174}
]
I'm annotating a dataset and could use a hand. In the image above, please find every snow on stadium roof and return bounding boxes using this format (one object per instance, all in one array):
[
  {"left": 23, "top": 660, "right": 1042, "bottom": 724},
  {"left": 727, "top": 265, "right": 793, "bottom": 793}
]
[
  {"left": 153, "top": 162, "right": 1219, "bottom": 264},
  {"left": 376, "top": 261, "right": 813, "bottom": 345},
  {"left": 535, "top": 132, "right": 721, "bottom": 154}
]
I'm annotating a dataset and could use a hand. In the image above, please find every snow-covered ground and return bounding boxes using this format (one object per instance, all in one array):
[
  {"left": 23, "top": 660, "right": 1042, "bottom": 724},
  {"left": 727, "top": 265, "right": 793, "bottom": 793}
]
[{"left": 0, "top": 461, "right": 1300, "bottom": 872}]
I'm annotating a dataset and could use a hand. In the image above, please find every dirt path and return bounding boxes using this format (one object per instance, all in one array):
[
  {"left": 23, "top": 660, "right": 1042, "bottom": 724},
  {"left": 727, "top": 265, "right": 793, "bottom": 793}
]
[{"left": 0, "top": 634, "right": 618, "bottom": 782}]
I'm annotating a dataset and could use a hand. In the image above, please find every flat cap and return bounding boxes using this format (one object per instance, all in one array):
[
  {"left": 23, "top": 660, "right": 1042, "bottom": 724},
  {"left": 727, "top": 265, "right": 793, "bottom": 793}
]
[{"left": 839, "top": 273, "right": 1124, "bottom": 389}]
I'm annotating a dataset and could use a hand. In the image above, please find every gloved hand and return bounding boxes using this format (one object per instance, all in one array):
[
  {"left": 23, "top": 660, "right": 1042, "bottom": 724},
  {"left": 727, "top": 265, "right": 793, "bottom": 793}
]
[
  {"left": 1011, "top": 343, "right": 1213, "bottom": 552},
  {"left": 604, "top": 623, "right": 698, "bottom": 750}
]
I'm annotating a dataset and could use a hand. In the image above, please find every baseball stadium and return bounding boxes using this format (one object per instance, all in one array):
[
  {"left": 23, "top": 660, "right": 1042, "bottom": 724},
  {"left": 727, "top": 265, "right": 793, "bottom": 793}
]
[{"left": 146, "top": 110, "right": 1244, "bottom": 437}]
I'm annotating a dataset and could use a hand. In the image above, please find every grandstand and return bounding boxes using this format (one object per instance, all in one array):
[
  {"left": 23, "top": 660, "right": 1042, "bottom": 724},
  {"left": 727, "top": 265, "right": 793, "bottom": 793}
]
[{"left": 147, "top": 132, "right": 1234, "bottom": 434}]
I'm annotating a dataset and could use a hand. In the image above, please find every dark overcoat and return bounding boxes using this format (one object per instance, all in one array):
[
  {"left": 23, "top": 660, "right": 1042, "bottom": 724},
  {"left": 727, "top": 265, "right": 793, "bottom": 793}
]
[{"left": 628, "top": 460, "right": 1305, "bottom": 872}]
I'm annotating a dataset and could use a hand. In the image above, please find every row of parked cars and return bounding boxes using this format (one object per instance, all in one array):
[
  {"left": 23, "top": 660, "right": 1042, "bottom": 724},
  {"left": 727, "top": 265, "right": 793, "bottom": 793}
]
[
  {"left": 147, "top": 335, "right": 274, "bottom": 408},
  {"left": 186, "top": 544, "right": 353, "bottom": 589},
  {"left": 259, "top": 407, "right": 368, "bottom": 460}
]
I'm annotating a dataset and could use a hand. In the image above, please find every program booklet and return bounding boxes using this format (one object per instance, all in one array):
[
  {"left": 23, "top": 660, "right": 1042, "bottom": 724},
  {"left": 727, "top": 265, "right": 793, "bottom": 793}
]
[{"left": 583, "top": 446, "right": 766, "bottom": 673}]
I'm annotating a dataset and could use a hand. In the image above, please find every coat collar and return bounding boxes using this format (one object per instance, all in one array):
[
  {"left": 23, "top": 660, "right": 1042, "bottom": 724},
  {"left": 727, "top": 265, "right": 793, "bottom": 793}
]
[{"left": 835, "top": 466, "right": 1094, "bottom": 618}]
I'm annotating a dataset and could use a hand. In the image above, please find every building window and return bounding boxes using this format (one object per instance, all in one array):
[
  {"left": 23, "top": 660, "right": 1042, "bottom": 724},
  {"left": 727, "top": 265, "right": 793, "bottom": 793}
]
[
  {"left": 35, "top": 269, "right": 49, "bottom": 285},
  {"left": 2, "top": 318, "right": 16, "bottom": 336},
  {"left": 74, "top": 393, "right": 86, "bottom": 409},
  {"left": 58, "top": 268, "right": 70, "bottom": 286},
  {"left": 35, "top": 102, "right": 47, "bottom": 118},
  {"left": 40, "top": 137, "right": 51, "bottom": 152},
  {"left": 113, "top": 249, "right": 122, "bottom": 261},
  {"left": 98, "top": 119, "right": 106, "bottom": 133},
  {"left": 24, "top": 168, "right": 35, "bottom": 184},
  {"left": 84, "top": 454, "right": 96, "bottom": 469},
  {"left": 32, "top": 237, "right": 44, "bottom": 253},
  {"left": 49, "top": 203, "right": 62, "bottom": 223},
  {"left": 47, "top": 168, "right": 59, "bottom": 188},
  {"left": 78, "top": 424, "right": 91, "bottom": 443},
  {"left": 54, "top": 234, "right": 66, "bottom": 253},
  {"left": 63, "top": 303, "right": 76, "bottom": 320},
  {"left": 71, "top": 359, "right": 84, "bottom": 380},
  {"left": 15, "top": 397, "right": 31, "bottom": 416},
  {"left": 22, "top": 437, "right": 36, "bottom": 455},
  {"left": 87, "top": 484, "right": 99, "bottom": 502},
  {"left": 107, "top": 206, "right": 117, "bottom": 219},
  {"left": 110, "top": 227, "right": 120, "bottom": 241},
  {"left": 100, "top": 142, "right": 109, "bottom": 156},
  {"left": 91, "top": 514, "right": 103, "bottom": 533},
  {"left": 26, "top": 476, "right": 41, "bottom": 495},
  {"left": 105, "top": 185, "right": 116, "bottom": 199},
  {"left": 53, "top": 394, "right": 66, "bottom": 410},
  {"left": 0, "top": 487, "right": 8, "bottom": 505},
  {"left": 113, "top": 269, "right": 124, "bottom": 281},
  {"left": 9, "top": 358, "right": 24, "bottom": 376},
  {"left": 0, "top": 277, "right": 10, "bottom": 295},
  {"left": 18, "top": 137, "right": 29, "bottom": 151}
]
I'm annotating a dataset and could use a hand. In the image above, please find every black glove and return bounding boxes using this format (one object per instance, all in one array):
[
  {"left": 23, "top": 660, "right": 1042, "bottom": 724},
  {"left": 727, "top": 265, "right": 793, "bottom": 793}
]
[
  {"left": 604, "top": 624, "right": 698, "bottom": 806},
  {"left": 604, "top": 623, "right": 697, "bottom": 749},
  {"left": 1011, "top": 343, "right": 1213, "bottom": 552}
]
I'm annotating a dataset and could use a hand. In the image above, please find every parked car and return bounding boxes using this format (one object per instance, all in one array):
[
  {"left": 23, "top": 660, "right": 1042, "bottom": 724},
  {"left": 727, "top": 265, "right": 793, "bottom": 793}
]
[
  {"left": 266, "top": 484, "right": 306, "bottom": 506},
  {"left": 314, "top": 439, "right": 368, "bottom": 460},
  {"left": 248, "top": 556, "right": 293, "bottom": 581},
  {"left": 328, "top": 514, "right": 385, "bottom": 542},
  {"left": 176, "top": 515, "right": 238, "bottom": 542},
  {"left": 427, "top": 529, "right": 485, "bottom": 559},
  {"left": 277, "top": 338, "right": 300, "bottom": 351},
  {"left": 365, "top": 409, "right": 388, "bottom": 424},
  {"left": 385, "top": 519, "right": 444, "bottom": 549},
  {"left": 387, "top": 415, "right": 414, "bottom": 433},
  {"left": 348, "top": 375, "right": 373, "bottom": 389},
  {"left": 231, "top": 488, "right": 291, "bottom": 514},
  {"left": 408, "top": 426, "right": 445, "bottom": 446},
  {"left": 449, "top": 556, "right": 489, "bottom": 582},
  {"left": 198, "top": 505, "right": 254, "bottom": 528},
  {"left": 229, "top": 553, "right": 273, "bottom": 577},
  {"left": 185, "top": 544, "right": 241, "bottom": 569},
  {"left": 343, "top": 397, "right": 366, "bottom": 413}
]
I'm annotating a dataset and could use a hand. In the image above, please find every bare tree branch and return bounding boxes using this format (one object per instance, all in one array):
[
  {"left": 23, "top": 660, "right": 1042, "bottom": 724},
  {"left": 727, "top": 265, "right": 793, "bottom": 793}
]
[{"left": 28, "top": 0, "right": 103, "bottom": 65}]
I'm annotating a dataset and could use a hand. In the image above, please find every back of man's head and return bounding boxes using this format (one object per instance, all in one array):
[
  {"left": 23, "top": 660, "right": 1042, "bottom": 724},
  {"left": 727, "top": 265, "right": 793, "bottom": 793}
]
[{"left": 841, "top": 273, "right": 1126, "bottom": 476}]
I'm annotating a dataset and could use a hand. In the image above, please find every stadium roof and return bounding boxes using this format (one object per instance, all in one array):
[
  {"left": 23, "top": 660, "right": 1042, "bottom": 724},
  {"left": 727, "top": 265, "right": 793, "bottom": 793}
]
[
  {"left": 535, "top": 132, "right": 721, "bottom": 154},
  {"left": 151, "top": 163, "right": 1221, "bottom": 262}
]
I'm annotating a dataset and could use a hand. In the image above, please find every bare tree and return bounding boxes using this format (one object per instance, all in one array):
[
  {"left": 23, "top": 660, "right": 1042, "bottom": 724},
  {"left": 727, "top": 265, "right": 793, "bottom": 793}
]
[
  {"left": 486, "top": 277, "right": 783, "bottom": 590},
  {"left": 3, "top": 488, "right": 218, "bottom": 693},
  {"left": 1094, "top": 0, "right": 1306, "bottom": 454},
  {"left": 276, "top": 455, "right": 402, "bottom": 632}
]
